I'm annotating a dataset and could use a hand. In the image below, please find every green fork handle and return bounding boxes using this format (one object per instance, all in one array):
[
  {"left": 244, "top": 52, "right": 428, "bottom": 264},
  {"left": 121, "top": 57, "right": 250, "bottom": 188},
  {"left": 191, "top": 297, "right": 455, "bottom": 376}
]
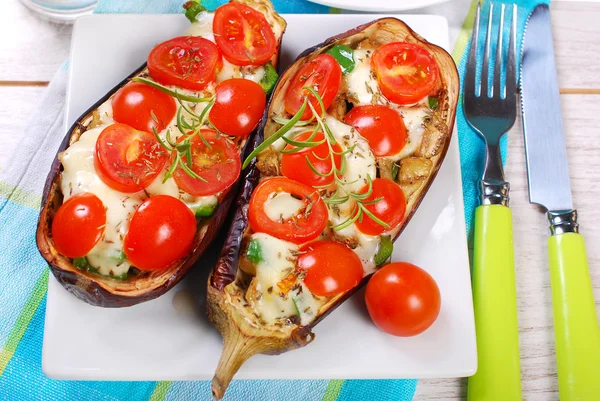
[
  {"left": 549, "top": 232, "right": 600, "bottom": 400},
  {"left": 468, "top": 204, "right": 522, "bottom": 401}
]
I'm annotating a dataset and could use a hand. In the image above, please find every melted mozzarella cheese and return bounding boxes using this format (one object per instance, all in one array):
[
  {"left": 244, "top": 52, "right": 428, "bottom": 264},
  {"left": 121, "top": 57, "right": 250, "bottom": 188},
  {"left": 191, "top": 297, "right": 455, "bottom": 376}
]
[
  {"left": 60, "top": 125, "right": 142, "bottom": 277},
  {"left": 392, "top": 104, "right": 430, "bottom": 160},
  {"left": 248, "top": 233, "right": 321, "bottom": 326},
  {"left": 184, "top": 12, "right": 215, "bottom": 41},
  {"left": 217, "top": 60, "right": 266, "bottom": 84},
  {"left": 263, "top": 191, "right": 305, "bottom": 221},
  {"left": 345, "top": 49, "right": 379, "bottom": 105}
]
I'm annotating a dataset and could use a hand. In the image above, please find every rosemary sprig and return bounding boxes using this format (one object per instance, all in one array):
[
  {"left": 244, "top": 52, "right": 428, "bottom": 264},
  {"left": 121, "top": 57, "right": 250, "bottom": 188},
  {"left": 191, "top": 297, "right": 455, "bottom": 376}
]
[
  {"left": 152, "top": 127, "right": 207, "bottom": 183},
  {"left": 132, "top": 77, "right": 212, "bottom": 103}
]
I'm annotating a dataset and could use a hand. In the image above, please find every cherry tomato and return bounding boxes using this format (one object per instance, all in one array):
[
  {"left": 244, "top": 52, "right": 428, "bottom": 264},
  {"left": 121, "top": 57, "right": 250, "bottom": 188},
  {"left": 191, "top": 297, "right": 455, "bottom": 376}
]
[
  {"left": 112, "top": 82, "right": 176, "bottom": 133},
  {"left": 172, "top": 129, "right": 241, "bottom": 196},
  {"left": 280, "top": 131, "right": 342, "bottom": 188},
  {"left": 213, "top": 3, "right": 277, "bottom": 66},
  {"left": 94, "top": 123, "right": 168, "bottom": 193},
  {"left": 366, "top": 262, "right": 441, "bottom": 336},
  {"left": 147, "top": 36, "right": 222, "bottom": 91},
  {"left": 248, "top": 177, "right": 328, "bottom": 244},
  {"left": 355, "top": 178, "right": 406, "bottom": 236},
  {"left": 124, "top": 195, "right": 196, "bottom": 271},
  {"left": 52, "top": 193, "right": 106, "bottom": 258},
  {"left": 371, "top": 42, "right": 439, "bottom": 105},
  {"left": 297, "top": 240, "right": 363, "bottom": 297},
  {"left": 284, "top": 54, "right": 342, "bottom": 120},
  {"left": 344, "top": 105, "right": 407, "bottom": 157},
  {"left": 209, "top": 78, "right": 266, "bottom": 137}
]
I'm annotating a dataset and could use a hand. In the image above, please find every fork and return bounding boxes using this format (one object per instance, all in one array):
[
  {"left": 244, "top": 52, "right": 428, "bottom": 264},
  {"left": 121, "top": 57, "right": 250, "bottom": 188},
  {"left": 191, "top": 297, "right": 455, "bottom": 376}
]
[{"left": 463, "top": 3, "right": 522, "bottom": 400}]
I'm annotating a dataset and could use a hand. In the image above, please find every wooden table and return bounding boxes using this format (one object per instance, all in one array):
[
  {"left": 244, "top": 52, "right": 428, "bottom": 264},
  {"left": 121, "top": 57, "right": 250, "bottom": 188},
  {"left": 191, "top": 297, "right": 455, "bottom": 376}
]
[{"left": 1, "top": 0, "right": 598, "bottom": 400}]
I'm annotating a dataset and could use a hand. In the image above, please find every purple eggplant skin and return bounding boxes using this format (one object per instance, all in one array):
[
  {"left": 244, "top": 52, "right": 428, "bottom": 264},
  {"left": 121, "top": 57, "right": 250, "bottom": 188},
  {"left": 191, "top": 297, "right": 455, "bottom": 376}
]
[
  {"left": 207, "top": 17, "right": 459, "bottom": 399},
  {"left": 36, "top": 0, "right": 287, "bottom": 308}
]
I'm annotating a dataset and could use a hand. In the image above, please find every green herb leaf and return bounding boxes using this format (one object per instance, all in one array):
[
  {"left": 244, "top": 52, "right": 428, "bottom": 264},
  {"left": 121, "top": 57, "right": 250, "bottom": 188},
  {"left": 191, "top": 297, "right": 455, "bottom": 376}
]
[
  {"left": 183, "top": 0, "right": 207, "bottom": 23},
  {"left": 391, "top": 162, "right": 399, "bottom": 181}
]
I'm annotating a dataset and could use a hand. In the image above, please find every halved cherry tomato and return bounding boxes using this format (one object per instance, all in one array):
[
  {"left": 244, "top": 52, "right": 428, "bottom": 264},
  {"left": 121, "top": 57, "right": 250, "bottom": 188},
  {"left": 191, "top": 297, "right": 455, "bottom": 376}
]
[
  {"left": 355, "top": 178, "right": 406, "bottom": 236},
  {"left": 213, "top": 3, "right": 277, "bottom": 66},
  {"left": 112, "top": 82, "right": 176, "bottom": 134},
  {"left": 248, "top": 177, "right": 328, "bottom": 244},
  {"left": 366, "top": 262, "right": 441, "bottom": 336},
  {"left": 147, "top": 36, "right": 222, "bottom": 91},
  {"left": 371, "top": 42, "right": 439, "bottom": 105},
  {"left": 284, "top": 54, "right": 342, "bottom": 120},
  {"left": 124, "top": 195, "right": 196, "bottom": 271},
  {"left": 94, "top": 123, "right": 168, "bottom": 193},
  {"left": 344, "top": 105, "right": 408, "bottom": 157},
  {"left": 209, "top": 78, "right": 266, "bottom": 137},
  {"left": 297, "top": 240, "right": 363, "bottom": 297},
  {"left": 280, "top": 131, "right": 342, "bottom": 188},
  {"left": 172, "top": 129, "right": 241, "bottom": 196},
  {"left": 52, "top": 193, "right": 106, "bottom": 258}
]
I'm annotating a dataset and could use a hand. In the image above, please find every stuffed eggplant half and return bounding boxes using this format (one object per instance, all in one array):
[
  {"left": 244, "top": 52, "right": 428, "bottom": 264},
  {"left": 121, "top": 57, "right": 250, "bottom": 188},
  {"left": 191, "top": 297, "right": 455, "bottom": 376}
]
[
  {"left": 207, "top": 18, "right": 459, "bottom": 398},
  {"left": 36, "top": 0, "right": 286, "bottom": 307}
]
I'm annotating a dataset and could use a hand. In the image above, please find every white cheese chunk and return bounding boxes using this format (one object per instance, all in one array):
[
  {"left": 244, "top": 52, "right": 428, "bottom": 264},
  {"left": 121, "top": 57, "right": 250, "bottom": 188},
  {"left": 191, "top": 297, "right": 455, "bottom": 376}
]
[
  {"left": 345, "top": 49, "right": 379, "bottom": 105},
  {"left": 263, "top": 191, "right": 305, "bottom": 222},
  {"left": 184, "top": 12, "right": 215, "bottom": 42}
]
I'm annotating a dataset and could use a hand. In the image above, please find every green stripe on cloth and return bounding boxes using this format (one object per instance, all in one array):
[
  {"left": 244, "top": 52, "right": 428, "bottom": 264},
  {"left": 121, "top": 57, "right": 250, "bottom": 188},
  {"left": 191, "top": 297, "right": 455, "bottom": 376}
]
[
  {"left": 322, "top": 379, "right": 344, "bottom": 401},
  {"left": 451, "top": 0, "right": 483, "bottom": 62},
  {"left": 148, "top": 381, "right": 172, "bottom": 401},
  {"left": 0, "top": 270, "right": 49, "bottom": 376},
  {"left": 328, "top": 7, "right": 342, "bottom": 14},
  {"left": 0, "top": 181, "right": 42, "bottom": 210}
]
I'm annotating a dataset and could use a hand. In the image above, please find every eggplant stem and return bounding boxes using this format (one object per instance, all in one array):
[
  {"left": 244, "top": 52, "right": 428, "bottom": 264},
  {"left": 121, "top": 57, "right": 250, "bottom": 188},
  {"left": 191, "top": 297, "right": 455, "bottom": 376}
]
[{"left": 212, "top": 329, "right": 261, "bottom": 400}]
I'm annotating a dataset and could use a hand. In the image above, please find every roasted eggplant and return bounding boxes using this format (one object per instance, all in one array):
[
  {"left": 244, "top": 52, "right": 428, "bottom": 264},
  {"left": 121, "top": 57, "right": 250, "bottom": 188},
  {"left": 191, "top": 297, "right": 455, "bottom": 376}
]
[
  {"left": 207, "top": 18, "right": 459, "bottom": 398},
  {"left": 36, "top": 0, "right": 286, "bottom": 307}
]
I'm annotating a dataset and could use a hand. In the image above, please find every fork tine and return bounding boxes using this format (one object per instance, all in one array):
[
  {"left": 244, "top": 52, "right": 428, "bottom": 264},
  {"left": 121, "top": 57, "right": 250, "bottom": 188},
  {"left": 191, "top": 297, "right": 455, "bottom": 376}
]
[
  {"left": 506, "top": 4, "right": 517, "bottom": 98},
  {"left": 493, "top": 3, "right": 506, "bottom": 98},
  {"left": 481, "top": 2, "right": 493, "bottom": 97},
  {"left": 464, "top": 2, "right": 481, "bottom": 97}
]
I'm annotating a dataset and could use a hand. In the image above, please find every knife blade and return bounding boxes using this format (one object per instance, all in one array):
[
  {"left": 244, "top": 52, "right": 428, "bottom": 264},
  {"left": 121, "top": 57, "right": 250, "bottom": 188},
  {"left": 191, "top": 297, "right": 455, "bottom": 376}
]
[
  {"left": 520, "top": 5, "right": 600, "bottom": 401},
  {"left": 520, "top": 4, "right": 572, "bottom": 212}
]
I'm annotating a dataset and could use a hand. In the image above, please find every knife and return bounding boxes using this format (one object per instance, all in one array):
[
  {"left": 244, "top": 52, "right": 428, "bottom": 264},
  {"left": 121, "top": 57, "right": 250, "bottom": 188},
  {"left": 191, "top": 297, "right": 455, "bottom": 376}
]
[{"left": 520, "top": 4, "right": 600, "bottom": 400}]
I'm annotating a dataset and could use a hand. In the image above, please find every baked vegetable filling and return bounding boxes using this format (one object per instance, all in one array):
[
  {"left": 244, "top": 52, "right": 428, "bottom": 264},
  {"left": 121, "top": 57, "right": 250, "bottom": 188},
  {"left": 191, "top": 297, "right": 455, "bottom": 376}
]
[
  {"left": 229, "top": 37, "right": 448, "bottom": 330},
  {"left": 53, "top": 2, "right": 283, "bottom": 279}
]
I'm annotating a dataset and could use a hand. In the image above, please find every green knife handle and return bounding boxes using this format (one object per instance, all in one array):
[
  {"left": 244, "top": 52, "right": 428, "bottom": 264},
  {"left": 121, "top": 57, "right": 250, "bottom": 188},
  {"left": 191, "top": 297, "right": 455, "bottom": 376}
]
[
  {"left": 548, "top": 232, "right": 600, "bottom": 400},
  {"left": 468, "top": 204, "right": 522, "bottom": 401}
]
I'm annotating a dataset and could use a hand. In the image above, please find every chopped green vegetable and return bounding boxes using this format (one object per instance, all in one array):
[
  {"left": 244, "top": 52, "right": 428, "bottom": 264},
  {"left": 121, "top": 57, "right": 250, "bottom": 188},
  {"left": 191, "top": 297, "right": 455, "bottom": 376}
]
[
  {"left": 195, "top": 202, "right": 217, "bottom": 217},
  {"left": 246, "top": 239, "right": 263, "bottom": 264},
  {"left": 113, "top": 250, "right": 127, "bottom": 263},
  {"left": 374, "top": 236, "right": 393, "bottom": 267},
  {"left": 326, "top": 44, "right": 356, "bottom": 74},
  {"left": 428, "top": 96, "right": 439, "bottom": 110},
  {"left": 291, "top": 296, "right": 301, "bottom": 316},
  {"left": 183, "top": 0, "right": 207, "bottom": 23},
  {"left": 73, "top": 257, "right": 91, "bottom": 269},
  {"left": 260, "top": 62, "right": 279, "bottom": 96},
  {"left": 391, "top": 163, "right": 399, "bottom": 181}
]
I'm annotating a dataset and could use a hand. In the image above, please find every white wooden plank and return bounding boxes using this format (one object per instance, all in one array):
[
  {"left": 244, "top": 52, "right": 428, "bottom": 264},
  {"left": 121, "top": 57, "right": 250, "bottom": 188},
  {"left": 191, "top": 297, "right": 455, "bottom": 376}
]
[
  {"left": 0, "top": 0, "right": 72, "bottom": 82},
  {"left": 0, "top": 87, "right": 47, "bottom": 167}
]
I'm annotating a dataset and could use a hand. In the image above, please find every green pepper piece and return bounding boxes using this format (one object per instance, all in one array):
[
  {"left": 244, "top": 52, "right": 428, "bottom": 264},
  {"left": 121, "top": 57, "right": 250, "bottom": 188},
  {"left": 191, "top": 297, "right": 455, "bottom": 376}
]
[
  {"left": 73, "top": 257, "right": 91, "bottom": 269},
  {"left": 291, "top": 296, "right": 301, "bottom": 316},
  {"left": 113, "top": 250, "right": 127, "bottom": 263},
  {"left": 260, "top": 62, "right": 279, "bottom": 96},
  {"left": 246, "top": 239, "right": 263, "bottom": 264},
  {"left": 374, "top": 236, "right": 393, "bottom": 267},
  {"left": 183, "top": 0, "right": 207, "bottom": 23},
  {"left": 326, "top": 44, "right": 356, "bottom": 74},
  {"left": 428, "top": 96, "right": 439, "bottom": 110},
  {"left": 195, "top": 202, "right": 217, "bottom": 217}
]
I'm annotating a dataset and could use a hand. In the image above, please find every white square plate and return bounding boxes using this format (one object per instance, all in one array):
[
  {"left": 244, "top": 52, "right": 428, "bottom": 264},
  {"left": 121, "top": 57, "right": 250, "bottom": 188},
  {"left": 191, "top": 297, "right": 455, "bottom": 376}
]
[{"left": 43, "top": 13, "right": 476, "bottom": 381}]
